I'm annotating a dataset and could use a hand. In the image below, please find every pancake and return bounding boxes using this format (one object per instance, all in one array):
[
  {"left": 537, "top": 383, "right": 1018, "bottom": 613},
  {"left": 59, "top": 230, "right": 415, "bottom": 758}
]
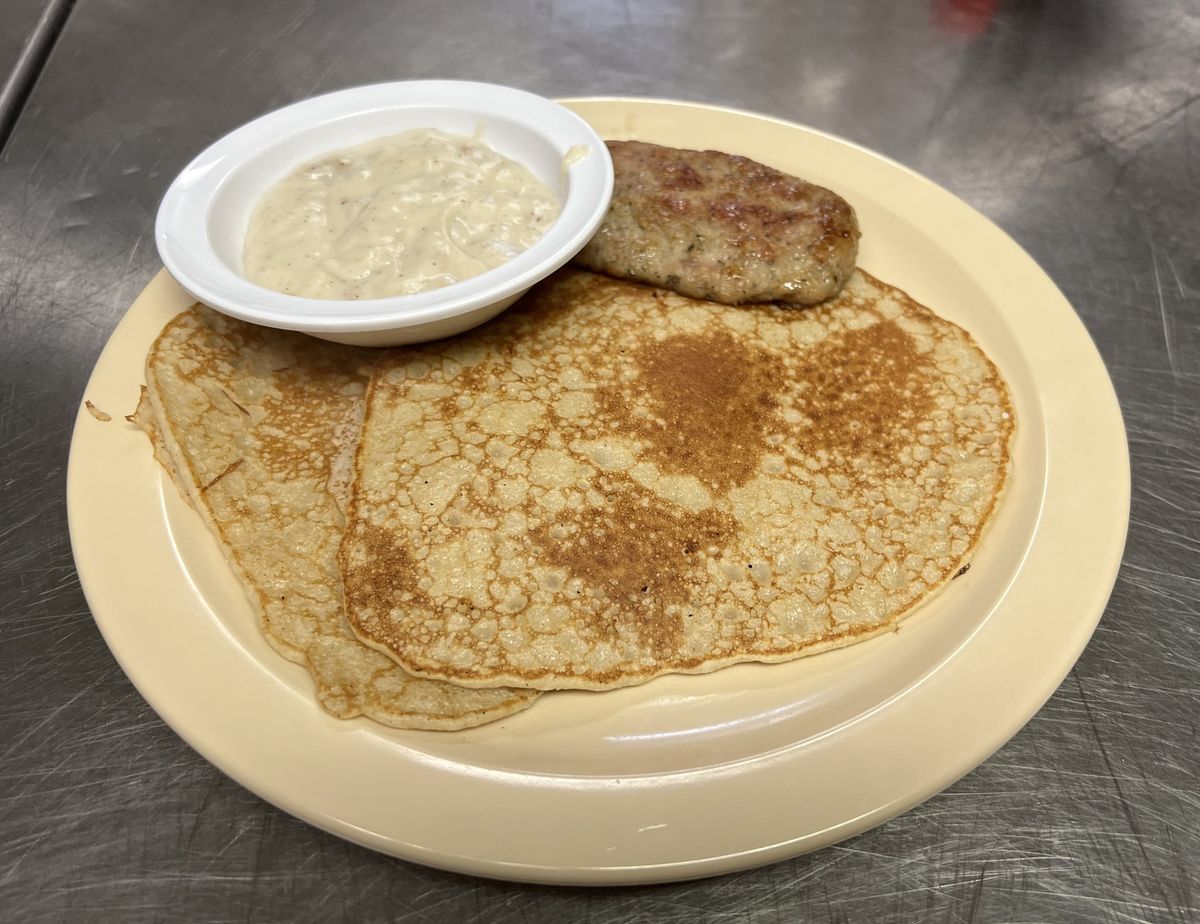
[
  {"left": 340, "top": 269, "right": 1014, "bottom": 691},
  {"left": 137, "top": 306, "right": 538, "bottom": 729}
]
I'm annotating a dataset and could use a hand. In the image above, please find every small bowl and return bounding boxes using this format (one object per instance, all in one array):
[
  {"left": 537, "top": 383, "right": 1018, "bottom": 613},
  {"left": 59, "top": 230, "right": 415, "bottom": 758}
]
[{"left": 155, "top": 81, "right": 613, "bottom": 346}]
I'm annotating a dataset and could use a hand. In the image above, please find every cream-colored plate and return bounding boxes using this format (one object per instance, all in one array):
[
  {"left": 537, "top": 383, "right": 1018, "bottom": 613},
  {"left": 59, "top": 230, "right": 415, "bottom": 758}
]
[{"left": 67, "top": 99, "right": 1129, "bottom": 885}]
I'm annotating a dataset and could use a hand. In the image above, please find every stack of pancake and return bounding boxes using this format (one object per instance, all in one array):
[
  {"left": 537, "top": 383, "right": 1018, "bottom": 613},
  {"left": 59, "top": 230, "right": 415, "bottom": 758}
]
[
  {"left": 133, "top": 311, "right": 538, "bottom": 730},
  {"left": 136, "top": 264, "right": 1013, "bottom": 729}
]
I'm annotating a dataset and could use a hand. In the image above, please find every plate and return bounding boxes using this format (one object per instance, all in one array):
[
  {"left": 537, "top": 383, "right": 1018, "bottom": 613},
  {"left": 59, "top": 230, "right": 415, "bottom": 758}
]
[{"left": 67, "top": 99, "right": 1129, "bottom": 885}]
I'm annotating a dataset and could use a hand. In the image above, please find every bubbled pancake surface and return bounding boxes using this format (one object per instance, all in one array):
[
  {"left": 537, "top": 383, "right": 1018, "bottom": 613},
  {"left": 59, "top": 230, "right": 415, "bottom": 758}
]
[
  {"left": 340, "top": 269, "right": 1014, "bottom": 691},
  {"left": 140, "top": 307, "right": 539, "bottom": 729}
]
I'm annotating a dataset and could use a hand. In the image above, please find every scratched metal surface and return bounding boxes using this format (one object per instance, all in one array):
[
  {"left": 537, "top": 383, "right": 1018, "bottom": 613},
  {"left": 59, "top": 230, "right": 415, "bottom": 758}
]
[
  {"left": 0, "top": 2, "right": 47, "bottom": 88},
  {"left": 1, "top": 0, "right": 1196, "bottom": 920},
  {"left": 0, "top": 0, "right": 52, "bottom": 81}
]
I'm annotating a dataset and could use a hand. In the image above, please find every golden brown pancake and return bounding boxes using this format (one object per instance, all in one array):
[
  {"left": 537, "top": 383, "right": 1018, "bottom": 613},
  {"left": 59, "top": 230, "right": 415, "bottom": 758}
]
[
  {"left": 339, "top": 269, "right": 1014, "bottom": 691},
  {"left": 137, "top": 306, "right": 538, "bottom": 729}
]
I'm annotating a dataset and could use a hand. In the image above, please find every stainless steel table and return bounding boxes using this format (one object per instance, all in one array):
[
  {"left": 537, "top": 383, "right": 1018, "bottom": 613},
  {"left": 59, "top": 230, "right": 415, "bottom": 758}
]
[
  {"left": 0, "top": 0, "right": 60, "bottom": 128},
  {"left": 2, "top": 1, "right": 1196, "bottom": 920}
]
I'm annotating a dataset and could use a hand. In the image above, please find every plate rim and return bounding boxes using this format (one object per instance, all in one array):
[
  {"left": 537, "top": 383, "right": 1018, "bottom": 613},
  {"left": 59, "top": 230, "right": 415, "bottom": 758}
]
[{"left": 67, "top": 97, "right": 1131, "bottom": 886}]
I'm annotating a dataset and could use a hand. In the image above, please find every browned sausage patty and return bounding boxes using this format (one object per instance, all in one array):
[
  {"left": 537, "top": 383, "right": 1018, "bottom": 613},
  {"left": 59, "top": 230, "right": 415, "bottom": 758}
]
[{"left": 575, "top": 141, "right": 860, "bottom": 306}]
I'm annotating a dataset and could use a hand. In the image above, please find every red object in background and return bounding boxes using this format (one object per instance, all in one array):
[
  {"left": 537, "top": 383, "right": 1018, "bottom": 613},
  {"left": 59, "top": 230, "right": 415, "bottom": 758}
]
[{"left": 933, "top": 0, "right": 1002, "bottom": 35}]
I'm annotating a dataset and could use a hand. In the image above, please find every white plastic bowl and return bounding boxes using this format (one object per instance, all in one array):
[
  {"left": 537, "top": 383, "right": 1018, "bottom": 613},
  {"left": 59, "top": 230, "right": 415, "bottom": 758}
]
[{"left": 155, "top": 81, "right": 613, "bottom": 346}]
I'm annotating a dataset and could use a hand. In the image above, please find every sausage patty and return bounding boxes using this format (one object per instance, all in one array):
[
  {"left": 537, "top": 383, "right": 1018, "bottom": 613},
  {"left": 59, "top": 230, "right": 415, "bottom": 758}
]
[{"left": 575, "top": 141, "right": 860, "bottom": 306}]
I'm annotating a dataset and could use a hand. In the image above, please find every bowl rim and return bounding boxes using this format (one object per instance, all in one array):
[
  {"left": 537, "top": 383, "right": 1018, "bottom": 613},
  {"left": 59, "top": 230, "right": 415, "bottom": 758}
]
[{"left": 154, "top": 80, "right": 614, "bottom": 334}]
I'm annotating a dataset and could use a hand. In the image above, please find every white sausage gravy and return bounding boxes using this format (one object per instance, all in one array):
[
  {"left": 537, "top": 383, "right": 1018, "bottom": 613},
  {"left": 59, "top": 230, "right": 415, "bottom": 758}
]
[{"left": 243, "top": 128, "right": 560, "bottom": 300}]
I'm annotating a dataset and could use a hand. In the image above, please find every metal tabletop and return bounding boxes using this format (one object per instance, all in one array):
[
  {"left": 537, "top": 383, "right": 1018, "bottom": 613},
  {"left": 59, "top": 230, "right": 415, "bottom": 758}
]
[
  {"left": 2, "top": 1, "right": 1196, "bottom": 920},
  {"left": 0, "top": 0, "right": 59, "bottom": 124}
]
